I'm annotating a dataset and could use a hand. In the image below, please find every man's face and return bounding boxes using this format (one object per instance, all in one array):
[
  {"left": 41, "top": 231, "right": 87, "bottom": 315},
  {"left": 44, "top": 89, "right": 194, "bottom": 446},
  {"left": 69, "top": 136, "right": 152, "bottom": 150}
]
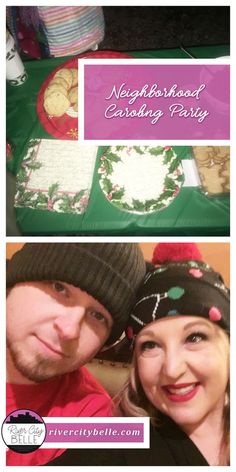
[{"left": 7, "top": 281, "right": 113, "bottom": 383}]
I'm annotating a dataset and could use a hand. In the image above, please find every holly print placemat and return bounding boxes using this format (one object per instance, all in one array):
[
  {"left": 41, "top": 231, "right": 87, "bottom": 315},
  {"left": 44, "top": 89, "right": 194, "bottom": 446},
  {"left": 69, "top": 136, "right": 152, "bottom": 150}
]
[{"left": 15, "top": 140, "right": 97, "bottom": 214}]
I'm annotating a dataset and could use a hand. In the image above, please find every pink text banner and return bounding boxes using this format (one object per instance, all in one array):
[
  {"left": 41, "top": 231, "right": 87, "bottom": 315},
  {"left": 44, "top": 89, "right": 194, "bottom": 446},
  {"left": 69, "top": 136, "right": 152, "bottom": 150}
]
[{"left": 84, "top": 63, "right": 230, "bottom": 140}]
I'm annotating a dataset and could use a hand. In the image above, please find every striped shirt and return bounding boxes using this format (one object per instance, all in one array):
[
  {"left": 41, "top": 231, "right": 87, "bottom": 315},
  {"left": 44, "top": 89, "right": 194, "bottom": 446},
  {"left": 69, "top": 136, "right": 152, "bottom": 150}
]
[{"left": 38, "top": 6, "right": 105, "bottom": 57}]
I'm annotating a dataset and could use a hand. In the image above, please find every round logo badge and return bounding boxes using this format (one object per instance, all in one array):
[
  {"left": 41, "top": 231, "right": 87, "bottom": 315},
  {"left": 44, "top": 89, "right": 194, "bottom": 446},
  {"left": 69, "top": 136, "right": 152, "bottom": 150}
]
[{"left": 1, "top": 409, "right": 46, "bottom": 453}]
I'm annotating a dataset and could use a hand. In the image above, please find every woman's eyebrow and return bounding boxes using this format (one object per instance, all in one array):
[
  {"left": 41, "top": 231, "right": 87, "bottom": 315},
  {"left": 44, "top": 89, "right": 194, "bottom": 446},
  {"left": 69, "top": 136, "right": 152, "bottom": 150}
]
[
  {"left": 183, "top": 320, "right": 212, "bottom": 331},
  {"left": 138, "top": 320, "right": 213, "bottom": 339},
  {"left": 137, "top": 329, "right": 155, "bottom": 338}
]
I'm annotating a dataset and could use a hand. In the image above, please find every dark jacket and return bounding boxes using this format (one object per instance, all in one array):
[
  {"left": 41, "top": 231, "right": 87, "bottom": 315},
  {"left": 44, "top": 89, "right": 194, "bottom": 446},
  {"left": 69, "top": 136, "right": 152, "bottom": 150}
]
[{"left": 45, "top": 415, "right": 209, "bottom": 466}]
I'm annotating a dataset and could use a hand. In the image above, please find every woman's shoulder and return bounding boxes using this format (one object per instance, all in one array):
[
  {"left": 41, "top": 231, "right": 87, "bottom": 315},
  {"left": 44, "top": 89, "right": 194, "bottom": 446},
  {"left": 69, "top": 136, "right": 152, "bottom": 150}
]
[{"left": 148, "top": 416, "right": 208, "bottom": 466}]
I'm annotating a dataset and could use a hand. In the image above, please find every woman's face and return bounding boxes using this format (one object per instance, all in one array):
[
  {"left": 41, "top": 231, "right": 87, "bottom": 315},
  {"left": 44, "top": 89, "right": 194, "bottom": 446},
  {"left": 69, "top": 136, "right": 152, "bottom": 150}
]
[{"left": 136, "top": 316, "right": 229, "bottom": 431}]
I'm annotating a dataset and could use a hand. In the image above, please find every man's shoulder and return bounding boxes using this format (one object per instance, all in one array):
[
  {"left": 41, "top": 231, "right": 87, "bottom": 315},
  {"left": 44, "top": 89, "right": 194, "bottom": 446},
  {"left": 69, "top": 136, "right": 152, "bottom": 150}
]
[
  {"left": 67, "top": 366, "right": 107, "bottom": 392},
  {"left": 62, "top": 367, "right": 112, "bottom": 417}
]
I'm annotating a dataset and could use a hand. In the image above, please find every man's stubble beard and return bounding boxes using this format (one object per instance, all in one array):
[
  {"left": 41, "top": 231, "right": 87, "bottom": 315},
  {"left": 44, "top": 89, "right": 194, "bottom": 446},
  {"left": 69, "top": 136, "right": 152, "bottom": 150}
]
[{"left": 6, "top": 338, "right": 78, "bottom": 383}]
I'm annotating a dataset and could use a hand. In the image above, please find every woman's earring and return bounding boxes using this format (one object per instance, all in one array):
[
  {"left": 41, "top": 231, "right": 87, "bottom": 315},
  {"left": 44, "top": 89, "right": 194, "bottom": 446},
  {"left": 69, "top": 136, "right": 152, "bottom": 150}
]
[{"left": 224, "top": 392, "right": 229, "bottom": 407}]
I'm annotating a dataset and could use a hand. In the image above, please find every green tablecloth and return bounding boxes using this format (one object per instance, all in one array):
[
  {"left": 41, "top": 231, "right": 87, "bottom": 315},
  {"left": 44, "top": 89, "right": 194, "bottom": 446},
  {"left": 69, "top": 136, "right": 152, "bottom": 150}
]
[
  {"left": 130, "top": 44, "right": 230, "bottom": 59},
  {"left": 6, "top": 45, "right": 230, "bottom": 236}
]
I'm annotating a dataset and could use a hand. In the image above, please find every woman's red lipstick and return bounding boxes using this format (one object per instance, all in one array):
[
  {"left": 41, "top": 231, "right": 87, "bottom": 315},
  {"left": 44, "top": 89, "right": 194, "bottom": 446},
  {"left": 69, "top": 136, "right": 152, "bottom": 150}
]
[{"left": 162, "top": 382, "right": 200, "bottom": 402}]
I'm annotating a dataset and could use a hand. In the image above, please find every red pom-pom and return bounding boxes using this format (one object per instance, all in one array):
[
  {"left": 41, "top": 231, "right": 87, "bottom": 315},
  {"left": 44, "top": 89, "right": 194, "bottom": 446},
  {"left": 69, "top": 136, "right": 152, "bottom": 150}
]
[{"left": 152, "top": 243, "right": 202, "bottom": 265}]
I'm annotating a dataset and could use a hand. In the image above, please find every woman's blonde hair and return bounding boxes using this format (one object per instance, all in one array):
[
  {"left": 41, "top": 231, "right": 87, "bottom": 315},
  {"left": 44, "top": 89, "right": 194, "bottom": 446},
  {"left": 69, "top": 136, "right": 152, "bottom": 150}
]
[{"left": 115, "top": 341, "right": 230, "bottom": 466}]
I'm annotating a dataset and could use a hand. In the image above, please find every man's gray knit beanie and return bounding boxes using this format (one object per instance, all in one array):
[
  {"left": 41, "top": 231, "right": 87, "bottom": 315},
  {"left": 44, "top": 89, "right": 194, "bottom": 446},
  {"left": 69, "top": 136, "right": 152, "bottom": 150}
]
[{"left": 7, "top": 243, "right": 146, "bottom": 344}]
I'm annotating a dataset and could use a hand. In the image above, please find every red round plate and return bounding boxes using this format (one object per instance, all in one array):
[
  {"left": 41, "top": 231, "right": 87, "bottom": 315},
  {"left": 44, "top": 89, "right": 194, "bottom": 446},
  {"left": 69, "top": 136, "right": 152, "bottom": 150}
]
[{"left": 37, "top": 50, "right": 132, "bottom": 140}]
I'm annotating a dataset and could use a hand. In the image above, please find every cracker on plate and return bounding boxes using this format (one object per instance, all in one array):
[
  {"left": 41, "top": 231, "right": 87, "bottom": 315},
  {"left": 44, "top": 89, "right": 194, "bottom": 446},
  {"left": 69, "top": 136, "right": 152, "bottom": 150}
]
[
  {"left": 44, "top": 83, "right": 68, "bottom": 99},
  {"left": 50, "top": 76, "right": 70, "bottom": 90},
  {"left": 44, "top": 91, "right": 71, "bottom": 117},
  {"left": 68, "top": 86, "right": 78, "bottom": 104},
  {"left": 43, "top": 66, "right": 78, "bottom": 117},
  {"left": 54, "top": 68, "right": 73, "bottom": 89},
  {"left": 70, "top": 68, "right": 78, "bottom": 87}
]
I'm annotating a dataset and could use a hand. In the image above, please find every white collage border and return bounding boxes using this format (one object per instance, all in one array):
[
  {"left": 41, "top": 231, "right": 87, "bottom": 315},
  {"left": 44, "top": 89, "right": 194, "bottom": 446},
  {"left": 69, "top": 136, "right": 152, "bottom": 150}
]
[{"left": 2, "top": 0, "right": 234, "bottom": 471}]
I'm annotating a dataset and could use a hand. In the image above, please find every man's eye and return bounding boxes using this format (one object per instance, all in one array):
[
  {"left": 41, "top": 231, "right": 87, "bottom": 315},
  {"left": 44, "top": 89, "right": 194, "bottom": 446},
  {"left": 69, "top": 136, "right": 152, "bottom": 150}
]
[
  {"left": 88, "top": 310, "right": 107, "bottom": 324},
  {"left": 52, "top": 282, "right": 67, "bottom": 294},
  {"left": 186, "top": 332, "right": 208, "bottom": 344}
]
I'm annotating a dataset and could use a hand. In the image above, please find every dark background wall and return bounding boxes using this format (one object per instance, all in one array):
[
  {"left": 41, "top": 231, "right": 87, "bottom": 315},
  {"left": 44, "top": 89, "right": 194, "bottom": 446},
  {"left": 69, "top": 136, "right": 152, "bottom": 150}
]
[{"left": 100, "top": 6, "right": 230, "bottom": 51}]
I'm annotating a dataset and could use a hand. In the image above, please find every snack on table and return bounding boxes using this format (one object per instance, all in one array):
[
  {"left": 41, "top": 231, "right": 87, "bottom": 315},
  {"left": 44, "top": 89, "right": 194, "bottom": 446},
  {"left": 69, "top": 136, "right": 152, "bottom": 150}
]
[
  {"left": 68, "top": 86, "right": 78, "bottom": 104},
  {"left": 44, "top": 91, "right": 71, "bottom": 117},
  {"left": 50, "top": 76, "right": 70, "bottom": 90},
  {"left": 192, "top": 146, "right": 230, "bottom": 195},
  {"left": 37, "top": 51, "right": 131, "bottom": 140},
  {"left": 70, "top": 68, "right": 78, "bottom": 87},
  {"left": 43, "top": 67, "right": 78, "bottom": 117},
  {"left": 44, "top": 83, "right": 68, "bottom": 99},
  {"left": 54, "top": 68, "right": 73, "bottom": 88},
  {"left": 68, "top": 86, "right": 78, "bottom": 112}
]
